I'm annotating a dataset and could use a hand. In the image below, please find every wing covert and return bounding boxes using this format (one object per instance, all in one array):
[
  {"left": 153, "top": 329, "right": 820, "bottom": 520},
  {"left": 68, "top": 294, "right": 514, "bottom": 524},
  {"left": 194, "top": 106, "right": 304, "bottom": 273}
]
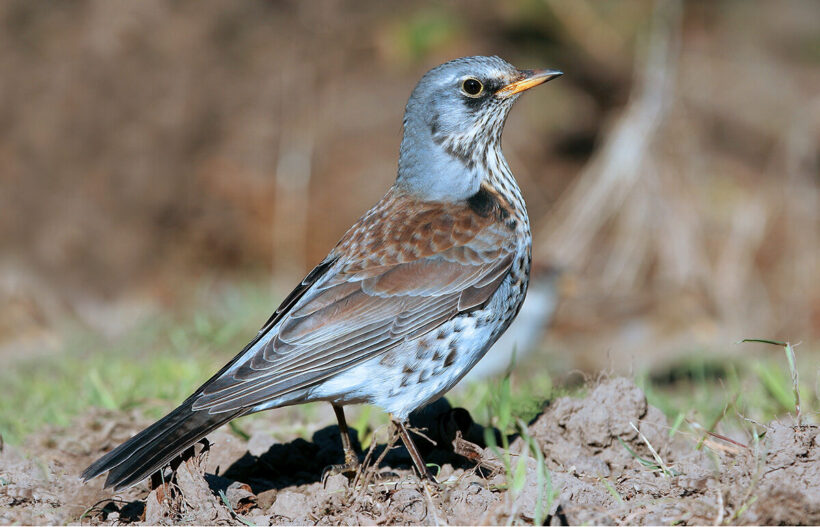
[{"left": 192, "top": 191, "right": 516, "bottom": 413}]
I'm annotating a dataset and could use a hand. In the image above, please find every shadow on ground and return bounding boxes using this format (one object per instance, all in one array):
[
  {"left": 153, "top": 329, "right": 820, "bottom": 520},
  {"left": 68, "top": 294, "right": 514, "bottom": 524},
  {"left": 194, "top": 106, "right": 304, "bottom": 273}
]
[{"left": 207, "top": 398, "right": 496, "bottom": 493}]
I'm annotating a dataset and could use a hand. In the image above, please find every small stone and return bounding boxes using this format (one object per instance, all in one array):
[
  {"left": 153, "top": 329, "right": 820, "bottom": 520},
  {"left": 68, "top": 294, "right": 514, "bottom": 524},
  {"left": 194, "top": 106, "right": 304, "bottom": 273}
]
[
  {"left": 249, "top": 513, "right": 272, "bottom": 526},
  {"left": 269, "top": 490, "right": 310, "bottom": 521},
  {"left": 324, "top": 473, "right": 349, "bottom": 494},
  {"left": 257, "top": 489, "right": 278, "bottom": 511},
  {"left": 566, "top": 455, "right": 610, "bottom": 477},
  {"left": 438, "top": 464, "right": 455, "bottom": 480}
]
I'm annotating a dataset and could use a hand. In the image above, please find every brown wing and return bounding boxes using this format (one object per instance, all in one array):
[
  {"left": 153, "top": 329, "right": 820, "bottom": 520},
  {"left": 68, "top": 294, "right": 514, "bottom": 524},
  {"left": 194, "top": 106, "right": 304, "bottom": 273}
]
[{"left": 192, "top": 189, "right": 516, "bottom": 413}]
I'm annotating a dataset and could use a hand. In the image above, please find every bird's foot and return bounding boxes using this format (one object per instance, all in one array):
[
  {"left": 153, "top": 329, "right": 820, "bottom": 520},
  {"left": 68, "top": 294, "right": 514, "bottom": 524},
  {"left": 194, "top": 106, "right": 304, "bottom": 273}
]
[
  {"left": 418, "top": 465, "right": 440, "bottom": 490},
  {"left": 321, "top": 449, "right": 361, "bottom": 487}
]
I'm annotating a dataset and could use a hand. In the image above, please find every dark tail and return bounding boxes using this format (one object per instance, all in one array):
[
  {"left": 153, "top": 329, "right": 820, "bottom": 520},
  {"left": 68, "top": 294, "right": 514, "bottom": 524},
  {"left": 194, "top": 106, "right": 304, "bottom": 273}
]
[{"left": 82, "top": 396, "right": 244, "bottom": 490}]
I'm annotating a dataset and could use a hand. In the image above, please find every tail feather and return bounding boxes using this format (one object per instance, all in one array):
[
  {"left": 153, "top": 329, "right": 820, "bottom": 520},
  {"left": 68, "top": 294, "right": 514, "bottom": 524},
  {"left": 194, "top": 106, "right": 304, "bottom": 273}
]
[{"left": 82, "top": 398, "right": 243, "bottom": 490}]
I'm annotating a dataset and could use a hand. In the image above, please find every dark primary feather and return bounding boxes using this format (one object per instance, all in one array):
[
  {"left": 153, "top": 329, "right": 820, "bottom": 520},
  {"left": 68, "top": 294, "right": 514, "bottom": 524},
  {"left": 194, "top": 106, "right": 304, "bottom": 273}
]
[{"left": 82, "top": 401, "right": 245, "bottom": 490}]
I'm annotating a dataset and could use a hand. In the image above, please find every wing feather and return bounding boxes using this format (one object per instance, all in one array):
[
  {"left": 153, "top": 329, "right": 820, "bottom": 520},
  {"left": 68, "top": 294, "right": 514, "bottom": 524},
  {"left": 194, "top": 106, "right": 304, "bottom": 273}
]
[{"left": 191, "top": 191, "right": 517, "bottom": 413}]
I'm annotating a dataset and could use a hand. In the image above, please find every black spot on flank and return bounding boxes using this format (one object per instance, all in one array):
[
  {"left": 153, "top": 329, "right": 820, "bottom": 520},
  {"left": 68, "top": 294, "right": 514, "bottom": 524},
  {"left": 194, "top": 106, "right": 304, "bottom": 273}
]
[
  {"left": 506, "top": 218, "right": 517, "bottom": 230},
  {"left": 467, "top": 186, "right": 497, "bottom": 218},
  {"left": 444, "top": 345, "right": 458, "bottom": 367}
]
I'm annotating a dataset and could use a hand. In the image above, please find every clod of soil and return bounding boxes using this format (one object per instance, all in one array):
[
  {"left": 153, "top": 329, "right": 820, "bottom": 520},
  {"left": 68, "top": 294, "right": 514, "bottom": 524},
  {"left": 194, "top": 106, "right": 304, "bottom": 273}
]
[{"left": 1, "top": 378, "right": 817, "bottom": 525}]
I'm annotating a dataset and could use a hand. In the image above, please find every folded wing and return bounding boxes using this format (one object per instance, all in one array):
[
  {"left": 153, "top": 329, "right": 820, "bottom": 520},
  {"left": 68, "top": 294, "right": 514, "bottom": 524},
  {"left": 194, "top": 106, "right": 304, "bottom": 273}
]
[{"left": 193, "top": 192, "right": 515, "bottom": 413}]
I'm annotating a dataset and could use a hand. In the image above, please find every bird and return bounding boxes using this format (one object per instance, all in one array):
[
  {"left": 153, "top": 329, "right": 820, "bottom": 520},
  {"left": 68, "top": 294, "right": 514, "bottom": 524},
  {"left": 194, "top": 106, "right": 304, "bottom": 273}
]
[{"left": 82, "top": 55, "right": 562, "bottom": 491}]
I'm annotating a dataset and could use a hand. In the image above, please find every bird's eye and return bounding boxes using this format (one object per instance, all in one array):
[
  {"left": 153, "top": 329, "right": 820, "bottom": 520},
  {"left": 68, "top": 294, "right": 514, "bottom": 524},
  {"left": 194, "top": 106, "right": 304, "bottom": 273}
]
[{"left": 461, "top": 78, "right": 483, "bottom": 97}]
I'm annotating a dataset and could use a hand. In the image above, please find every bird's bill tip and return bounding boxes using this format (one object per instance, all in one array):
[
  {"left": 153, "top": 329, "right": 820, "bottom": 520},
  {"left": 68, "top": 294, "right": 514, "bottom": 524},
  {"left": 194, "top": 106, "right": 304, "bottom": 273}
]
[{"left": 496, "top": 69, "right": 563, "bottom": 98}]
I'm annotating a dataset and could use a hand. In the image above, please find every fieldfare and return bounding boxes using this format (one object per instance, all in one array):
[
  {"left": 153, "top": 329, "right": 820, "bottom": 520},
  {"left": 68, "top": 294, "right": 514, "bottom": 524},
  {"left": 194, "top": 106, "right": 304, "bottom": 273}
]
[{"left": 83, "top": 55, "right": 562, "bottom": 490}]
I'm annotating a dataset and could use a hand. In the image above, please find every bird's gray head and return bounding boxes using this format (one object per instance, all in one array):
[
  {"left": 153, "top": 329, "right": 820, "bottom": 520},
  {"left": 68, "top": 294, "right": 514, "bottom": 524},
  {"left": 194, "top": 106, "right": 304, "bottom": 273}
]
[{"left": 396, "top": 56, "right": 561, "bottom": 202}]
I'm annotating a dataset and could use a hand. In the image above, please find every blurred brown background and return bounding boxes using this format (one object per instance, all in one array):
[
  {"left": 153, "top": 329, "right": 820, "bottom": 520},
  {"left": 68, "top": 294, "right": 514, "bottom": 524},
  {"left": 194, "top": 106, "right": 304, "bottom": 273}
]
[{"left": 1, "top": 0, "right": 818, "bottom": 373}]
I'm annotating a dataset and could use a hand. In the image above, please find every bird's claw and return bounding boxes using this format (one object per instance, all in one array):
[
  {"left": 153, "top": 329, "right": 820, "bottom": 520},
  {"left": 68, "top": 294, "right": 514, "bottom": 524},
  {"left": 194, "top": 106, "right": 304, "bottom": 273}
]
[
  {"left": 321, "top": 454, "right": 361, "bottom": 488},
  {"left": 419, "top": 467, "right": 440, "bottom": 489}
]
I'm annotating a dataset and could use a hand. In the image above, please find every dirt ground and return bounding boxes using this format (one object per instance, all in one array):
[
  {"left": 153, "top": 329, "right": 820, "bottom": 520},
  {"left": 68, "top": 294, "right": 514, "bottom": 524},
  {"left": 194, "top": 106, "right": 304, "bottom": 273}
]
[{"left": 2, "top": 378, "right": 818, "bottom": 525}]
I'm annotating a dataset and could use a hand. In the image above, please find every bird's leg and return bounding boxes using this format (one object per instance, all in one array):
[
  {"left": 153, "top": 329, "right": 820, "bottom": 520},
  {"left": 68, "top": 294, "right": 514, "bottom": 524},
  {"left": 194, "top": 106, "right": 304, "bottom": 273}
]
[
  {"left": 322, "top": 404, "right": 360, "bottom": 484},
  {"left": 393, "top": 418, "right": 438, "bottom": 483},
  {"left": 334, "top": 404, "right": 360, "bottom": 469}
]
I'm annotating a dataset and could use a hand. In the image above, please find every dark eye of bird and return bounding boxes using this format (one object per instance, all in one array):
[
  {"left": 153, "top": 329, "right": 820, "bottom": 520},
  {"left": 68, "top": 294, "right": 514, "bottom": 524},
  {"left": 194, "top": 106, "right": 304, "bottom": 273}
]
[{"left": 461, "top": 78, "right": 483, "bottom": 97}]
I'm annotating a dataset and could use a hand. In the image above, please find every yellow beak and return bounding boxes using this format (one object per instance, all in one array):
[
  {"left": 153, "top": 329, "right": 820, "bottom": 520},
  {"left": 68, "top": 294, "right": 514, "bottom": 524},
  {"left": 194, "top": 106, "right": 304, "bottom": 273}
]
[{"left": 496, "top": 69, "right": 563, "bottom": 98}]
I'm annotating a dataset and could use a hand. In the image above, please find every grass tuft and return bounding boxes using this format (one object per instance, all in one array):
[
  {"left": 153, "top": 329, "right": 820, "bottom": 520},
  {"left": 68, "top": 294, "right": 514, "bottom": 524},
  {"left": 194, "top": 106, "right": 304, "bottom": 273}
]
[{"left": 741, "top": 339, "right": 803, "bottom": 423}]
